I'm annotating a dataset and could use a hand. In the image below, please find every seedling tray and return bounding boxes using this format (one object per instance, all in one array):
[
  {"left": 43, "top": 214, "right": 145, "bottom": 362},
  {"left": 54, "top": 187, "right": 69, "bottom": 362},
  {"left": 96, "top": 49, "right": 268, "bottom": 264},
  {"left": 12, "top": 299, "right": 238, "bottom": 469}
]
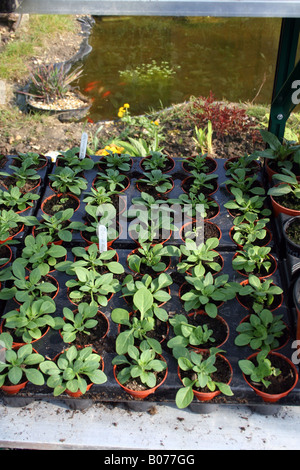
[{"left": 1, "top": 155, "right": 300, "bottom": 411}]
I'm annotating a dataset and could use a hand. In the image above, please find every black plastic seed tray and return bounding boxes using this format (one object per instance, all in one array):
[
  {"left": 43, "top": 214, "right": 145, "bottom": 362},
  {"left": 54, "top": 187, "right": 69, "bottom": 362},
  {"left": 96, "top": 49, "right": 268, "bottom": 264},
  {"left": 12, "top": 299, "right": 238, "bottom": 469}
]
[{"left": 35, "top": 156, "right": 275, "bottom": 253}]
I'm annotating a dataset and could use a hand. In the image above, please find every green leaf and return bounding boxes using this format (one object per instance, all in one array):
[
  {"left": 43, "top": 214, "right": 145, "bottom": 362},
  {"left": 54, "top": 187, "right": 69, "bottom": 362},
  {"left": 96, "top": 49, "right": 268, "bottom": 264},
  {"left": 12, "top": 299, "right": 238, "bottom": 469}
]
[{"left": 133, "top": 288, "right": 153, "bottom": 317}]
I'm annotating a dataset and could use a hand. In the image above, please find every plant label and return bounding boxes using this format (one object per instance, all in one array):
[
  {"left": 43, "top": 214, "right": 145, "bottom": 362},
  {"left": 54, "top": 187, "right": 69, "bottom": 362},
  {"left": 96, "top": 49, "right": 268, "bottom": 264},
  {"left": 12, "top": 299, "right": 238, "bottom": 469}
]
[
  {"left": 79, "top": 132, "right": 88, "bottom": 160},
  {"left": 97, "top": 224, "right": 107, "bottom": 253}
]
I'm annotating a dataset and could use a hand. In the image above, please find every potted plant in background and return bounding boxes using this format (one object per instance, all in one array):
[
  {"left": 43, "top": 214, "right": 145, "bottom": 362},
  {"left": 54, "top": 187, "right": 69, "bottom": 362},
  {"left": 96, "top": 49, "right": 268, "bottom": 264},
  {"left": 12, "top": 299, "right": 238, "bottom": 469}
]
[{"left": 268, "top": 169, "right": 300, "bottom": 217}]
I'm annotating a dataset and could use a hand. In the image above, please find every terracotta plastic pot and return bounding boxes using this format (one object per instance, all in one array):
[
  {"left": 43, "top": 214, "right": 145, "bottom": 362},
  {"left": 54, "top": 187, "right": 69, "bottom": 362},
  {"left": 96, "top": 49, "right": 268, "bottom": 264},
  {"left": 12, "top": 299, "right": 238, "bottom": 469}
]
[
  {"left": 136, "top": 178, "right": 174, "bottom": 196},
  {"left": 269, "top": 184, "right": 300, "bottom": 218},
  {"left": 41, "top": 192, "right": 80, "bottom": 216},
  {"left": 0, "top": 224, "right": 24, "bottom": 245},
  {"left": 0, "top": 346, "right": 39, "bottom": 396},
  {"left": 179, "top": 220, "right": 221, "bottom": 243},
  {"left": 126, "top": 248, "right": 171, "bottom": 275},
  {"left": 1, "top": 178, "right": 41, "bottom": 194},
  {"left": 0, "top": 244, "right": 12, "bottom": 268},
  {"left": 178, "top": 349, "right": 233, "bottom": 402},
  {"left": 187, "top": 311, "right": 229, "bottom": 349},
  {"left": 283, "top": 216, "right": 300, "bottom": 257},
  {"left": 236, "top": 279, "right": 283, "bottom": 312},
  {"left": 232, "top": 252, "right": 277, "bottom": 279},
  {"left": 0, "top": 319, "right": 50, "bottom": 348},
  {"left": 265, "top": 159, "right": 300, "bottom": 183},
  {"left": 140, "top": 155, "right": 175, "bottom": 173},
  {"left": 242, "top": 351, "right": 298, "bottom": 403},
  {"left": 182, "top": 156, "right": 217, "bottom": 174},
  {"left": 80, "top": 221, "right": 122, "bottom": 248},
  {"left": 113, "top": 355, "right": 168, "bottom": 399},
  {"left": 229, "top": 225, "right": 272, "bottom": 249},
  {"left": 181, "top": 176, "right": 218, "bottom": 197}
]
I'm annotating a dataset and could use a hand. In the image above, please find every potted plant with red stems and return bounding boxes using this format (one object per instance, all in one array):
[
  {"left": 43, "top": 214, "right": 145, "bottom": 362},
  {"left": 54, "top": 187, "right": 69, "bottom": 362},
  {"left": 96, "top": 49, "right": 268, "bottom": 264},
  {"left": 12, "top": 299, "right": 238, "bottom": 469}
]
[
  {"left": 234, "top": 309, "right": 288, "bottom": 351},
  {"left": 224, "top": 153, "right": 260, "bottom": 176},
  {"left": 174, "top": 347, "right": 233, "bottom": 407},
  {"left": 40, "top": 345, "right": 107, "bottom": 397},
  {"left": 232, "top": 245, "right": 277, "bottom": 278},
  {"left": 252, "top": 129, "right": 300, "bottom": 181},
  {"left": 112, "top": 344, "right": 168, "bottom": 400},
  {"left": 238, "top": 347, "right": 298, "bottom": 403},
  {"left": 0, "top": 332, "right": 45, "bottom": 395},
  {"left": 0, "top": 159, "right": 41, "bottom": 193},
  {"left": 140, "top": 151, "right": 175, "bottom": 173},
  {"left": 177, "top": 237, "right": 223, "bottom": 276},
  {"left": 181, "top": 152, "right": 217, "bottom": 174},
  {"left": 283, "top": 216, "right": 300, "bottom": 256},
  {"left": 180, "top": 271, "right": 239, "bottom": 318},
  {"left": 236, "top": 274, "right": 283, "bottom": 313},
  {"left": 229, "top": 213, "right": 272, "bottom": 248},
  {"left": 267, "top": 169, "right": 300, "bottom": 217}
]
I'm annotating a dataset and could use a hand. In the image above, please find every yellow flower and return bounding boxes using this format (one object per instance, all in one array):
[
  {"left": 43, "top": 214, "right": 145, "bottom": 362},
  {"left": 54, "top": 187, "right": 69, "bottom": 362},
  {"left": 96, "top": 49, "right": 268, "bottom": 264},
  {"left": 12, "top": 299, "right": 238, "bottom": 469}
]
[
  {"left": 154, "top": 120, "right": 159, "bottom": 125},
  {"left": 118, "top": 111, "right": 124, "bottom": 118},
  {"left": 123, "top": 103, "right": 130, "bottom": 108}
]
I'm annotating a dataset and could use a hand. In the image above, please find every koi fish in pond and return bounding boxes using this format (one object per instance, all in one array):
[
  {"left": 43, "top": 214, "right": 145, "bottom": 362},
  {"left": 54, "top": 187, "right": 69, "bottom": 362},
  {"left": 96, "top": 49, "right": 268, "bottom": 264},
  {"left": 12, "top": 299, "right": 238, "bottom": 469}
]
[
  {"left": 102, "top": 91, "right": 111, "bottom": 98},
  {"left": 84, "top": 80, "right": 101, "bottom": 92}
]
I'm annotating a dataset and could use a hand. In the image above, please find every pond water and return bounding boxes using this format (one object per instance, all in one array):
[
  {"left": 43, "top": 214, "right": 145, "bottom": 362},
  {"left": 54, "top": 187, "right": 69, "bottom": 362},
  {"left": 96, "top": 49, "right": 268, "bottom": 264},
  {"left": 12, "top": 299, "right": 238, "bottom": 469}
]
[{"left": 77, "top": 16, "right": 282, "bottom": 122}]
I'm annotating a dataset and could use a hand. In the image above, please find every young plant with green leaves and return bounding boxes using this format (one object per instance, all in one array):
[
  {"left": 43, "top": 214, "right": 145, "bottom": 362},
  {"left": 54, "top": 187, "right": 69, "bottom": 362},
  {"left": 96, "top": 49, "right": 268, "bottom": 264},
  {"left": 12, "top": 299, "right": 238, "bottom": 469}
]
[
  {"left": 253, "top": 129, "right": 300, "bottom": 171},
  {"left": 225, "top": 168, "right": 265, "bottom": 196},
  {"left": 20, "top": 234, "right": 67, "bottom": 275},
  {"left": 181, "top": 153, "right": 213, "bottom": 173},
  {"left": 0, "top": 259, "right": 58, "bottom": 303},
  {"left": 112, "top": 344, "right": 167, "bottom": 390},
  {"left": 57, "top": 147, "right": 94, "bottom": 171},
  {"left": 0, "top": 186, "right": 39, "bottom": 213},
  {"left": 121, "top": 272, "right": 172, "bottom": 322},
  {"left": 167, "top": 314, "right": 215, "bottom": 350},
  {"left": 0, "top": 209, "right": 28, "bottom": 242},
  {"left": 181, "top": 271, "right": 239, "bottom": 317},
  {"left": 231, "top": 213, "right": 270, "bottom": 247},
  {"left": 83, "top": 185, "right": 119, "bottom": 208},
  {"left": 224, "top": 187, "right": 271, "bottom": 218},
  {"left": 141, "top": 151, "right": 170, "bottom": 171},
  {"left": 175, "top": 348, "right": 233, "bottom": 409},
  {"left": 2, "top": 298, "right": 63, "bottom": 344},
  {"left": 192, "top": 121, "right": 213, "bottom": 154},
  {"left": 13, "top": 152, "right": 46, "bottom": 169},
  {"left": 27, "top": 208, "right": 84, "bottom": 243},
  {"left": 49, "top": 167, "right": 88, "bottom": 196},
  {"left": 177, "top": 237, "right": 222, "bottom": 275},
  {"left": 97, "top": 150, "right": 132, "bottom": 172},
  {"left": 232, "top": 245, "right": 273, "bottom": 276},
  {"left": 138, "top": 169, "right": 173, "bottom": 194},
  {"left": 235, "top": 309, "right": 286, "bottom": 350},
  {"left": 40, "top": 345, "right": 107, "bottom": 396},
  {"left": 0, "top": 159, "right": 40, "bottom": 190},
  {"left": 225, "top": 153, "right": 260, "bottom": 176},
  {"left": 95, "top": 169, "right": 128, "bottom": 192},
  {"left": 57, "top": 244, "right": 124, "bottom": 276},
  {"left": 238, "top": 275, "right": 283, "bottom": 313},
  {"left": 238, "top": 347, "right": 281, "bottom": 389},
  {"left": 168, "top": 192, "right": 219, "bottom": 219},
  {"left": 187, "top": 171, "right": 218, "bottom": 196},
  {"left": 127, "top": 242, "right": 180, "bottom": 274},
  {"left": 66, "top": 268, "right": 120, "bottom": 307},
  {"left": 0, "top": 334, "right": 45, "bottom": 388},
  {"left": 60, "top": 302, "right": 100, "bottom": 343},
  {"left": 82, "top": 203, "right": 119, "bottom": 244}
]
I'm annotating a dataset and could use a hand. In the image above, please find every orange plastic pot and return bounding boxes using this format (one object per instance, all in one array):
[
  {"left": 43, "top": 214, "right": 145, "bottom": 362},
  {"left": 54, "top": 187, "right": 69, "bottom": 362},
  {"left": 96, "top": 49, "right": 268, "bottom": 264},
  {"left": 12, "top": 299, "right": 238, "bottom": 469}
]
[
  {"left": 187, "top": 311, "right": 229, "bottom": 349},
  {"left": 0, "top": 244, "right": 12, "bottom": 268},
  {"left": 237, "top": 314, "right": 289, "bottom": 351},
  {"left": 41, "top": 192, "right": 80, "bottom": 216},
  {"left": 0, "top": 319, "right": 50, "bottom": 348},
  {"left": 242, "top": 351, "right": 298, "bottom": 403},
  {"left": 181, "top": 176, "right": 218, "bottom": 197},
  {"left": 270, "top": 188, "right": 300, "bottom": 218},
  {"left": 113, "top": 355, "right": 168, "bottom": 399},
  {"left": 229, "top": 225, "right": 272, "bottom": 249},
  {"left": 178, "top": 349, "right": 233, "bottom": 402},
  {"left": 136, "top": 178, "right": 174, "bottom": 196},
  {"left": 179, "top": 220, "right": 221, "bottom": 243},
  {"left": 232, "top": 252, "right": 277, "bottom": 279},
  {"left": 0, "top": 224, "right": 24, "bottom": 245},
  {"left": 0, "top": 346, "right": 39, "bottom": 396}
]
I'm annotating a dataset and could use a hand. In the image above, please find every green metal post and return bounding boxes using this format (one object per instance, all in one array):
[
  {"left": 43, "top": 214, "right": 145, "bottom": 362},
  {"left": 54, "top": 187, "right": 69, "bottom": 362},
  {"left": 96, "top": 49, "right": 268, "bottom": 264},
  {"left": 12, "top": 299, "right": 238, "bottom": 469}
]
[{"left": 269, "top": 18, "right": 300, "bottom": 141}]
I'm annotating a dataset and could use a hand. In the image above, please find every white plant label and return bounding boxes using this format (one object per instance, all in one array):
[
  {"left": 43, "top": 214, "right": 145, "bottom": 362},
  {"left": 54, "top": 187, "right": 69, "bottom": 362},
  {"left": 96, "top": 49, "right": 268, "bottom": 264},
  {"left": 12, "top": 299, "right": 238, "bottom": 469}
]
[
  {"left": 79, "top": 132, "right": 88, "bottom": 160},
  {"left": 97, "top": 224, "right": 107, "bottom": 253}
]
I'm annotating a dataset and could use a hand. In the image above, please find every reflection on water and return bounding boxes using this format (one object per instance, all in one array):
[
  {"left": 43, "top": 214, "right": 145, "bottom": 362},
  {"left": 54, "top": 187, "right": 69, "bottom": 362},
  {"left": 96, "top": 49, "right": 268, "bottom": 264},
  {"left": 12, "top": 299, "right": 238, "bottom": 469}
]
[{"left": 77, "top": 16, "right": 281, "bottom": 122}]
